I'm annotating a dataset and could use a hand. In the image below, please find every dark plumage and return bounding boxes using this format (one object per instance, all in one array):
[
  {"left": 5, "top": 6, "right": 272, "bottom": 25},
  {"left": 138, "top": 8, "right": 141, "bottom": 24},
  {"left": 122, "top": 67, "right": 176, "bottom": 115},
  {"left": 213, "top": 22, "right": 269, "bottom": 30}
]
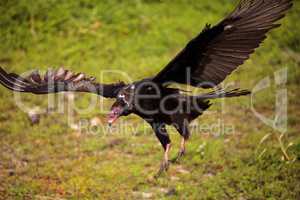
[{"left": 0, "top": 0, "right": 293, "bottom": 176}]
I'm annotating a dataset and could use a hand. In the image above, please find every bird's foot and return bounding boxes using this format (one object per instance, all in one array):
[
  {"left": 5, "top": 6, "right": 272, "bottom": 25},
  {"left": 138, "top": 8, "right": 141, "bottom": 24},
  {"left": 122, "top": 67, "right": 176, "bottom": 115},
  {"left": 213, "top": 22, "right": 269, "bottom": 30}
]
[
  {"left": 154, "top": 160, "right": 170, "bottom": 179},
  {"left": 171, "top": 150, "right": 185, "bottom": 163}
]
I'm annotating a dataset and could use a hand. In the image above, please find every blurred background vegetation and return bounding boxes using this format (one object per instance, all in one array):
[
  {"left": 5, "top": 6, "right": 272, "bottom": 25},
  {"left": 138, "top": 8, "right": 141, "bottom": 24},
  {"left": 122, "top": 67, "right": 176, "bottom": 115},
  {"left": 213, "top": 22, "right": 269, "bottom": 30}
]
[{"left": 0, "top": 0, "right": 299, "bottom": 199}]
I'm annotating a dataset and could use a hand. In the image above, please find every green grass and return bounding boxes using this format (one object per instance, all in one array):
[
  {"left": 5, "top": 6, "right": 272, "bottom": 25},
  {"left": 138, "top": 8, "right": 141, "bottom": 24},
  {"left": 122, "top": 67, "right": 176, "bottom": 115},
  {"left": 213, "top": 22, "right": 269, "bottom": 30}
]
[{"left": 0, "top": 0, "right": 300, "bottom": 199}]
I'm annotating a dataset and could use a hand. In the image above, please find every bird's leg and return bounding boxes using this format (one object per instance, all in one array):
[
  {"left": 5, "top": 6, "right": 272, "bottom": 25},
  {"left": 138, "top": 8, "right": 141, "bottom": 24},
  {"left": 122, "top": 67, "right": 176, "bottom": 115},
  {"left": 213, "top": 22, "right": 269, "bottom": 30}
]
[
  {"left": 171, "top": 119, "right": 189, "bottom": 163},
  {"left": 157, "top": 143, "right": 171, "bottom": 176},
  {"left": 179, "top": 137, "right": 186, "bottom": 156},
  {"left": 179, "top": 138, "right": 186, "bottom": 158},
  {"left": 150, "top": 122, "right": 171, "bottom": 178}
]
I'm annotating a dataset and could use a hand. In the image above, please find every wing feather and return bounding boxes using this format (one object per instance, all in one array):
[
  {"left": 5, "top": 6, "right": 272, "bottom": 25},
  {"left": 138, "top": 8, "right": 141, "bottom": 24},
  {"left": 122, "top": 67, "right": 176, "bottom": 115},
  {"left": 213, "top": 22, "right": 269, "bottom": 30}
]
[
  {"left": 153, "top": 0, "right": 293, "bottom": 88},
  {"left": 0, "top": 67, "right": 125, "bottom": 98}
]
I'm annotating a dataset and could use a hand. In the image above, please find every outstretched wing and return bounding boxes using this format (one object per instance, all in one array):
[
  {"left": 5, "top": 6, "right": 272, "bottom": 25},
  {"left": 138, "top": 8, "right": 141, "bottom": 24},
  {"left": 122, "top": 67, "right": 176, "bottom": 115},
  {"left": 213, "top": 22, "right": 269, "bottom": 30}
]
[
  {"left": 0, "top": 67, "right": 125, "bottom": 98},
  {"left": 153, "top": 0, "right": 293, "bottom": 88}
]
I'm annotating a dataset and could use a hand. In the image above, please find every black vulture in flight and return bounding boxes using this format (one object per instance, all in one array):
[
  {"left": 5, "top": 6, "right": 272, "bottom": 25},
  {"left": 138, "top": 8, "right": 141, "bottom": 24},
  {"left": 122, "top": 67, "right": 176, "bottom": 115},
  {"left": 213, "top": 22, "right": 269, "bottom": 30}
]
[{"left": 0, "top": 0, "right": 293, "bottom": 176}]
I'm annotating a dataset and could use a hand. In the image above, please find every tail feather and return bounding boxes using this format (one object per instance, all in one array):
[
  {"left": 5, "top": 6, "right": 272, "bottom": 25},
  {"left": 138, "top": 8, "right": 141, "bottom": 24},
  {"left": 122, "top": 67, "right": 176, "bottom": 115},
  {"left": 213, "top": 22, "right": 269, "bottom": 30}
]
[{"left": 197, "top": 88, "right": 251, "bottom": 100}]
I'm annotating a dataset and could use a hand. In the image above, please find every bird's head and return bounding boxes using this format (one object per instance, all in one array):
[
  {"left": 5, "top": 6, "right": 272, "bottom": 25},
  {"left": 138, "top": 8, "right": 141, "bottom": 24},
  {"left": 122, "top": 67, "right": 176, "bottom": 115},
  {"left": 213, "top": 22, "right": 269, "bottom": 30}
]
[
  {"left": 107, "top": 84, "right": 135, "bottom": 126},
  {"left": 107, "top": 80, "right": 162, "bottom": 126}
]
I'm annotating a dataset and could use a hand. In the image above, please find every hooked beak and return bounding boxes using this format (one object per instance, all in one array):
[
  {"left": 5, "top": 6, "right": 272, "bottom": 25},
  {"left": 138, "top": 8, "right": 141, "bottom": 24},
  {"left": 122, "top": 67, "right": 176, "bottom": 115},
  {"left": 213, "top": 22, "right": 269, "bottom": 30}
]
[{"left": 107, "top": 106, "right": 123, "bottom": 126}]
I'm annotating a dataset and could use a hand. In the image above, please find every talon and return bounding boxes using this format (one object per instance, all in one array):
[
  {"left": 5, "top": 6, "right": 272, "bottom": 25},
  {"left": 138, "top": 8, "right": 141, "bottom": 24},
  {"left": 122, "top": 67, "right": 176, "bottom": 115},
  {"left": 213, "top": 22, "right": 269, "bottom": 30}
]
[
  {"left": 171, "top": 138, "right": 186, "bottom": 163},
  {"left": 154, "top": 160, "right": 170, "bottom": 178},
  {"left": 171, "top": 150, "right": 185, "bottom": 163}
]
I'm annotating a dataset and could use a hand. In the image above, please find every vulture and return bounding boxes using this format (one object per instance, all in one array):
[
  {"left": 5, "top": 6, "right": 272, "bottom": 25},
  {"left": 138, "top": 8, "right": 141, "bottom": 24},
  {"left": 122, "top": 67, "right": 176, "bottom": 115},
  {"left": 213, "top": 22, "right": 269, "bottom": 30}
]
[{"left": 0, "top": 0, "right": 293, "bottom": 176}]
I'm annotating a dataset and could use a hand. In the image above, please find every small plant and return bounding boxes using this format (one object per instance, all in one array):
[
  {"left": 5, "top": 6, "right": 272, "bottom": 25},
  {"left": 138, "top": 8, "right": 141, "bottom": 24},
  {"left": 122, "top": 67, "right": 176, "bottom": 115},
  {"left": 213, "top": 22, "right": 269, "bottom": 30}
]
[{"left": 256, "top": 131, "right": 296, "bottom": 163}]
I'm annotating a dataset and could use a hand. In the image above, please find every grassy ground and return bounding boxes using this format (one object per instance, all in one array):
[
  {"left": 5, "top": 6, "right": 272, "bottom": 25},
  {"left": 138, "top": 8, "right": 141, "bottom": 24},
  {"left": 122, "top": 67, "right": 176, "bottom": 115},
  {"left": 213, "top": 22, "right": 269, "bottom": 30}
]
[{"left": 0, "top": 0, "right": 300, "bottom": 199}]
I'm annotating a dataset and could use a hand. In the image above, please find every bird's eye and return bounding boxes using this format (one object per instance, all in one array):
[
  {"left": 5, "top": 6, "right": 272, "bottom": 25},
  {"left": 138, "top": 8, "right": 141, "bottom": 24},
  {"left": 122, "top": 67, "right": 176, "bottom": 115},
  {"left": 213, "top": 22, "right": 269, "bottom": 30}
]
[
  {"left": 147, "top": 86, "right": 153, "bottom": 91},
  {"left": 118, "top": 94, "right": 125, "bottom": 98}
]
